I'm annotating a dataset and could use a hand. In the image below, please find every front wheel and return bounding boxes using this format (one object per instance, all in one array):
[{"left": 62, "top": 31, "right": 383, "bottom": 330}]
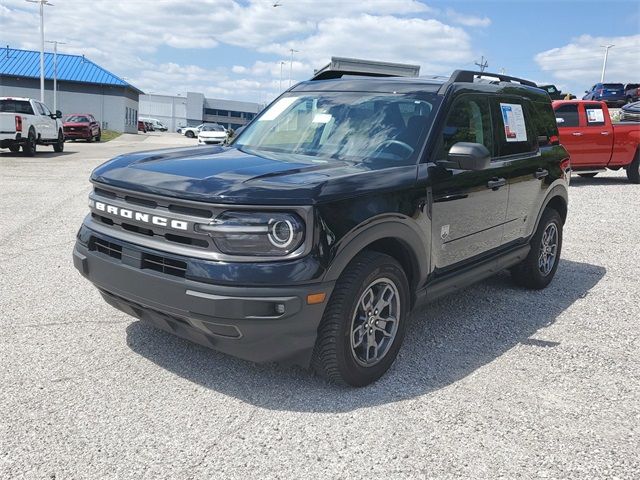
[
  {"left": 185, "top": 130, "right": 195, "bottom": 138},
  {"left": 627, "top": 153, "right": 640, "bottom": 184},
  {"left": 511, "top": 208, "right": 563, "bottom": 290},
  {"left": 8, "top": 145, "right": 20, "bottom": 153},
  {"left": 95, "top": 130, "right": 101, "bottom": 142},
  {"left": 53, "top": 130, "right": 64, "bottom": 152},
  {"left": 311, "top": 251, "right": 409, "bottom": 387}
]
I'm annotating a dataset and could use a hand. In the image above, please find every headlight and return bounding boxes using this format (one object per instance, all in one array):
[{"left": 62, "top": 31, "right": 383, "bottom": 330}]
[{"left": 197, "top": 211, "right": 305, "bottom": 256}]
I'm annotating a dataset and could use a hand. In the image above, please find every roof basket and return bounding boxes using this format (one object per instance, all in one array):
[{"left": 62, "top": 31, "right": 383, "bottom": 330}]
[{"left": 438, "top": 70, "right": 538, "bottom": 93}]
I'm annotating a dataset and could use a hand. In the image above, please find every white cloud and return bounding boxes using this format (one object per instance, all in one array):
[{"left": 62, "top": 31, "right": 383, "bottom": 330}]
[
  {"left": 0, "top": 0, "right": 482, "bottom": 103},
  {"left": 446, "top": 9, "right": 491, "bottom": 27},
  {"left": 535, "top": 34, "right": 640, "bottom": 87}
]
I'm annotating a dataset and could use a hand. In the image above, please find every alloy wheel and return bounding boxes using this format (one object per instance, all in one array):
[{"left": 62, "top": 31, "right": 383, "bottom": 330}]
[{"left": 538, "top": 222, "right": 558, "bottom": 276}]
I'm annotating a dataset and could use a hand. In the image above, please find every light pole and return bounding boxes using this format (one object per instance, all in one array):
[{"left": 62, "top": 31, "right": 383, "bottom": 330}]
[
  {"left": 45, "top": 40, "right": 66, "bottom": 113},
  {"left": 26, "top": 0, "right": 54, "bottom": 102},
  {"left": 289, "top": 48, "right": 299, "bottom": 87},
  {"left": 600, "top": 44, "right": 614, "bottom": 82},
  {"left": 279, "top": 61, "right": 286, "bottom": 91}
]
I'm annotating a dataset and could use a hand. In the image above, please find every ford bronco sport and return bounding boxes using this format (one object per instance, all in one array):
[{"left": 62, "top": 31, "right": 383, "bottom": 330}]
[{"left": 73, "top": 70, "right": 570, "bottom": 387}]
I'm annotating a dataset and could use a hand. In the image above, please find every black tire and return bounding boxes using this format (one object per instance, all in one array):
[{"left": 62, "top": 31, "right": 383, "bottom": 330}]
[
  {"left": 53, "top": 130, "right": 64, "bottom": 152},
  {"left": 511, "top": 208, "right": 563, "bottom": 290},
  {"left": 22, "top": 129, "right": 36, "bottom": 156},
  {"left": 185, "top": 130, "right": 195, "bottom": 138},
  {"left": 627, "top": 152, "right": 640, "bottom": 184},
  {"left": 311, "top": 251, "right": 410, "bottom": 387},
  {"left": 86, "top": 134, "right": 93, "bottom": 143},
  {"left": 578, "top": 173, "right": 598, "bottom": 178},
  {"left": 95, "top": 130, "right": 101, "bottom": 142},
  {"left": 8, "top": 145, "right": 20, "bottom": 153}
]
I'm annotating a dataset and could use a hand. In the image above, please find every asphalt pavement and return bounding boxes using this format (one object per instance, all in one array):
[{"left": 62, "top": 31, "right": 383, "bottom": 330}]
[{"left": 1, "top": 134, "right": 638, "bottom": 479}]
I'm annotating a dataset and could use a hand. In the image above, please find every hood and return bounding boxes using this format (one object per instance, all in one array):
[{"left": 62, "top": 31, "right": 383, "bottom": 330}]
[{"left": 90, "top": 146, "right": 417, "bottom": 205}]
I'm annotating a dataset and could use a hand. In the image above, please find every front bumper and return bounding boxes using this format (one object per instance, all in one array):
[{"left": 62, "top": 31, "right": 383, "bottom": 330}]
[
  {"left": 198, "top": 138, "right": 226, "bottom": 145},
  {"left": 73, "top": 230, "right": 334, "bottom": 366},
  {"left": 64, "top": 130, "right": 91, "bottom": 139}
]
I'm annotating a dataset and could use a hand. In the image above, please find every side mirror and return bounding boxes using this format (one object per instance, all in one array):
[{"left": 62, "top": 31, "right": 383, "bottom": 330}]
[
  {"left": 447, "top": 142, "right": 491, "bottom": 170},
  {"left": 555, "top": 117, "right": 565, "bottom": 124},
  {"left": 585, "top": 91, "right": 589, "bottom": 94},
  {"left": 56, "top": 110, "right": 62, "bottom": 118}
]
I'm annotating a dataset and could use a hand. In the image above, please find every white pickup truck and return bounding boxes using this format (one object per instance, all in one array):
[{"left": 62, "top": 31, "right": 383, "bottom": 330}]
[{"left": 0, "top": 97, "right": 65, "bottom": 156}]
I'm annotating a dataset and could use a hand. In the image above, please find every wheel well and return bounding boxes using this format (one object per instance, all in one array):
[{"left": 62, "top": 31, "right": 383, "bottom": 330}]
[
  {"left": 546, "top": 196, "right": 568, "bottom": 224},
  {"left": 365, "top": 238, "right": 418, "bottom": 302}
]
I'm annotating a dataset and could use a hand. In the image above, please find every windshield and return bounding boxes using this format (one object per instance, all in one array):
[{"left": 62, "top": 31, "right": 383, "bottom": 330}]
[
  {"left": 201, "top": 124, "right": 225, "bottom": 132},
  {"left": 235, "top": 91, "right": 440, "bottom": 165},
  {"left": 64, "top": 115, "right": 90, "bottom": 122}
]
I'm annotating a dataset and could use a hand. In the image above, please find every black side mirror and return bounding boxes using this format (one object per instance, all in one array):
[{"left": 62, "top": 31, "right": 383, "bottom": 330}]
[
  {"left": 447, "top": 142, "right": 491, "bottom": 170},
  {"left": 56, "top": 110, "right": 62, "bottom": 118}
]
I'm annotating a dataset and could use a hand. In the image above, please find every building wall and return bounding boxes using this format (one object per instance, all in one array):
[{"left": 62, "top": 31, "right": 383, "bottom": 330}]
[
  {"left": 139, "top": 94, "right": 188, "bottom": 132},
  {"left": 0, "top": 76, "right": 139, "bottom": 133}
]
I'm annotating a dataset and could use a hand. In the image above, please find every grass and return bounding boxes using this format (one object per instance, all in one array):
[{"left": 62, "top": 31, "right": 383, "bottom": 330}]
[{"left": 100, "top": 130, "right": 122, "bottom": 142}]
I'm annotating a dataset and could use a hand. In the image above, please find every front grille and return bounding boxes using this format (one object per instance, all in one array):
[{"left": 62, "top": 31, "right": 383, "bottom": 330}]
[
  {"left": 141, "top": 253, "right": 187, "bottom": 278},
  {"left": 90, "top": 237, "right": 122, "bottom": 260}
]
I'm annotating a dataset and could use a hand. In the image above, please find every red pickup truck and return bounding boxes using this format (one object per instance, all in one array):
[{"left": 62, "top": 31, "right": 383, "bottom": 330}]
[{"left": 552, "top": 100, "right": 640, "bottom": 183}]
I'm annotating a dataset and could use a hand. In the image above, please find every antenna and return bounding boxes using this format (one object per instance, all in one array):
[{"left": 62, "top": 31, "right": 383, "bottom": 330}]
[{"left": 474, "top": 56, "right": 488, "bottom": 73}]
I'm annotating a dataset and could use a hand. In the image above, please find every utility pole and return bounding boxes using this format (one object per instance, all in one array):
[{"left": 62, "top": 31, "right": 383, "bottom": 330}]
[
  {"left": 289, "top": 48, "right": 299, "bottom": 87},
  {"left": 45, "top": 40, "right": 66, "bottom": 113},
  {"left": 279, "top": 61, "right": 286, "bottom": 91},
  {"left": 475, "top": 56, "right": 488, "bottom": 72},
  {"left": 600, "top": 44, "right": 614, "bottom": 82},
  {"left": 26, "top": 0, "right": 54, "bottom": 102}
]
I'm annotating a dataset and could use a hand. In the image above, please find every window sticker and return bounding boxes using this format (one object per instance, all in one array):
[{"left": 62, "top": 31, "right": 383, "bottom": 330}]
[
  {"left": 586, "top": 108, "right": 605, "bottom": 123},
  {"left": 258, "top": 97, "right": 299, "bottom": 121},
  {"left": 312, "top": 113, "right": 332, "bottom": 123},
  {"left": 500, "top": 103, "right": 527, "bottom": 142}
]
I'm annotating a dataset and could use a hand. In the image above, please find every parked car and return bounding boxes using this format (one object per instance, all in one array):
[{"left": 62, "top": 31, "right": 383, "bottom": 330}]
[
  {"left": 63, "top": 114, "right": 101, "bottom": 142},
  {"left": 624, "top": 83, "right": 640, "bottom": 103},
  {"left": 197, "top": 124, "right": 227, "bottom": 145},
  {"left": 139, "top": 117, "right": 167, "bottom": 131},
  {"left": 0, "top": 97, "right": 64, "bottom": 155},
  {"left": 74, "top": 69, "right": 570, "bottom": 386},
  {"left": 620, "top": 101, "right": 640, "bottom": 122},
  {"left": 553, "top": 100, "right": 640, "bottom": 183},
  {"left": 180, "top": 124, "right": 203, "bottom": 138},
  {"left": 138, "top": 120, "right": 147, "bottom": 133},
  {"left": 539, "top": 84, "right": 575, "bottom": 100},
  {"left": 582, "top": 83, "right": 627, "bottom": 107}
]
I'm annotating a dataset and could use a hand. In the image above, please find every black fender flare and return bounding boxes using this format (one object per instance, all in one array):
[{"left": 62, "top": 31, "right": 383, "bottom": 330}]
[
  {"left": 322, "top": 216, "right": 430, "bottom": 287},
  {"left": 532, "top": 182, "right": 569, "bottom": 234}
]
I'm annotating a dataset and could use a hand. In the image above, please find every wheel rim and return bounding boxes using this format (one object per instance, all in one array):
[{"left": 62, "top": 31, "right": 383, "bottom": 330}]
[
  {"left": 538, "top": 222, "right": 558, "bottom": 276},
  {"left": 350, "top": 278, "right": 400, "bottom": 367}
]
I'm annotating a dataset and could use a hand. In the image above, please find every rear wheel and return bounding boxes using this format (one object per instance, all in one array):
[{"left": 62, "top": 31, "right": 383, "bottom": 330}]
[
  {"left": 627, "top": 153, "right": 640, "bottom": 184},
  {"left": 578, "top": 172, "right": 598, "bottom": 178},
  {"left": 53, "top": 130, "right": 64, "bottom": 152},
  {"left": 511, "top": 208, "right": 563, "bottom": 290},
  {"left": 311, "top": 251, "right": 409, "bottom": 387},
  {"left": 22, "top": 129, "right": 36, "bottom": 156}
]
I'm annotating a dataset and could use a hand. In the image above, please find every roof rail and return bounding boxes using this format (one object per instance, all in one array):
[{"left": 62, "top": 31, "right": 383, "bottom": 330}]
[{"left": 438, "top": 69, "right": 538, "bottom": 93}]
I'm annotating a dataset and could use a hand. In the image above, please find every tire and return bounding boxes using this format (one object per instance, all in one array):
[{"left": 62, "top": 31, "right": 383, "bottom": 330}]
[
  {"left": 627, "top": 153, "right": 640, "bottom": 184},
  {"left": 22, "top": 129, "right": 36, "bottom": 156},
  {"left": 311, "top": 251, "right": 410, "bottom": 387},
  {"left": 53, "top": 130, "right": 64, "bottom": 152},
  {"left": 86, "top": 134, "right": 93, "bottom": 143},
  {"left": 95, "top": 130, "right": 101, "bottom": 142},
  {"left": 185, "top": 130, "right": 195, "bottom": 138},
  {"left": 578, "top": 173, "right": 598, "bottom": 178},
  {"left": 8, "top": 145, "right": 20, "bottom": 153},
  {"left": 511, "top": 208, "right": 563, "bottom": 290}
]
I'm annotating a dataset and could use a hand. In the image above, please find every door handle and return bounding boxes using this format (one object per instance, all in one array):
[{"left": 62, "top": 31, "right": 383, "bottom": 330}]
[
  {"left": 487, "top": 177, "right": 507, "bottom": 190},
  {"left": 535, "top": 168, "right": 549, "bottom": 179},
  {"left": 571, "top": 132, "right": 583, "bottom": 136},
  {"left": 600, "top": 131, "right": 610, "bottom": 135}
]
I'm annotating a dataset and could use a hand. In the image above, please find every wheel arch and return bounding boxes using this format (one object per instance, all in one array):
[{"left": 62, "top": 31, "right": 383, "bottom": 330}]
[{"left": 533, "top": 184, "right": 569, "bottom": 235}]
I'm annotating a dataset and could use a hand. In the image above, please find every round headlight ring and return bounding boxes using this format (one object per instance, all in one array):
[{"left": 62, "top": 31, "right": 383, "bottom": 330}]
[{"left": 268, "top": 218, "right": 294, "bottom": 248}]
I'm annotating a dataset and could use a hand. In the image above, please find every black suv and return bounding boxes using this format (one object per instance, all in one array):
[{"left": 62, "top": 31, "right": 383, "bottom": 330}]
[{"left": 73, "top": 70, "right": 569, "bottom": 387}]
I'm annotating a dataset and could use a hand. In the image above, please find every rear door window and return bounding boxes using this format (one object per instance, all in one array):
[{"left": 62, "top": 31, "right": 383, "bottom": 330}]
[
  {"left": 554, "top": 104, "right": 579, "bottom": 128},
  {"left": 492, "top": 97, "right": 536, "bottom": 157},
  {"left": 584, "top": 103, "right": 606, "bottom": 126}
]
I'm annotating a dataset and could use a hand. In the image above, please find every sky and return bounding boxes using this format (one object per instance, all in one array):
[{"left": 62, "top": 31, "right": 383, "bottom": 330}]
[{"left": 1, "top": 0, "right": 639, "bottom": 104}]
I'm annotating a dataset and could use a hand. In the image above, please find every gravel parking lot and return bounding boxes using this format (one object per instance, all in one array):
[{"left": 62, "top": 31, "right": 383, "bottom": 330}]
[{"left": 1, "top": 135, "right": 638, "bottom": 479}]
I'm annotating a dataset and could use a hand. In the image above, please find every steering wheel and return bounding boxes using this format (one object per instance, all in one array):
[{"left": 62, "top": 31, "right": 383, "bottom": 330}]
[{"left": 375, "top": 139, "right": 414, "bottom": 156}]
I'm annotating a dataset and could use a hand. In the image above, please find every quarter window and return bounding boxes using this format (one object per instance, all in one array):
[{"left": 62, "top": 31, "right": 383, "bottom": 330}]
[{"left": 493, "top": 98, "right": 536, "bottom": 157}]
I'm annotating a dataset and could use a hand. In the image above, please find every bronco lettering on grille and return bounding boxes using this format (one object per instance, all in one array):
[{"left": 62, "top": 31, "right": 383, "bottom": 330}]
[{"left": 92, "top": 200, "right": 188, "bottom": 231}]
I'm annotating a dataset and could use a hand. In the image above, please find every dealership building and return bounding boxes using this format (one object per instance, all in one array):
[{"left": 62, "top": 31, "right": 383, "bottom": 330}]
[
  {"left": 140, "top": 92, "right": 262, "bottom": 132},
  {"left": 0, "top": 47, "right": 142, "bottom": 133}
]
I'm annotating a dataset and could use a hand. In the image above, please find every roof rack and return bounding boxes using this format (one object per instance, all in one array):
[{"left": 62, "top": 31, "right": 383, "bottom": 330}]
[{"left": 438, "top": 70, "right": 538, "bottom": 93}]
